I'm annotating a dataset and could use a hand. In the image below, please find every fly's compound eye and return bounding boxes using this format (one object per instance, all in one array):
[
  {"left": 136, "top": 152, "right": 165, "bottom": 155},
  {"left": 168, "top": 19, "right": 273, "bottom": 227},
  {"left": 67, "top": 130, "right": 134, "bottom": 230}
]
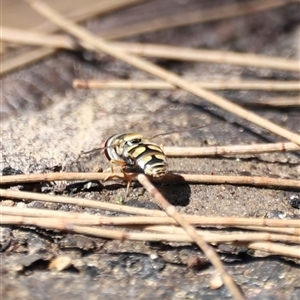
[{"left": 127, "top": 138, "right": 142, "bottom": 146}]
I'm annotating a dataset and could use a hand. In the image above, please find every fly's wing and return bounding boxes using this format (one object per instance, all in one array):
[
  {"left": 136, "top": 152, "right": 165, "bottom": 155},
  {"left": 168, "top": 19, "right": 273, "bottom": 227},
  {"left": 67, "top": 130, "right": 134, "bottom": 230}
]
[{"left": 149, "top": 123, "right": 217, "bottom": 141}]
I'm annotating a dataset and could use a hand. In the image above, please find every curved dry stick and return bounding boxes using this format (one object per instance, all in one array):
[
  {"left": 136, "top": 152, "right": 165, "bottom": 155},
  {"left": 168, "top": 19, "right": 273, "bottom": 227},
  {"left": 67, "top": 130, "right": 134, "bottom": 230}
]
[
  {"left": 1, "top": 205, "right": 300, "bottom": 229},
  {"left": 26, "top": 0, "right": 300, "bottom": 146}
]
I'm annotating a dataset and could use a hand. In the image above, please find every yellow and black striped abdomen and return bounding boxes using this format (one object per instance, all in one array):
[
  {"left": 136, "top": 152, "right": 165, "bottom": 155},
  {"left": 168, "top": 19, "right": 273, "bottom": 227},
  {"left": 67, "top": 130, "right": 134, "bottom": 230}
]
[{"left": 126, "top": 142, "right": 168, "bottom": 177}]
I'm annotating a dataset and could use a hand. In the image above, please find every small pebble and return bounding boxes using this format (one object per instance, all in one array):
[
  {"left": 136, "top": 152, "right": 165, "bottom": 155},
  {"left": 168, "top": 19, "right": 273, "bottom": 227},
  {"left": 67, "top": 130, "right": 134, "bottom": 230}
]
[
  {"left": 16, "top": 202, "right": 26, "bottom": 209},
  {"left": 209, "top": 273, "right": 224, "bottom": 290},
  {"left": 1, "top": 200, "right": 15, "bottom": 206},
  {"left": 49, "top": 256, "right": 72, "bottom": 272}
]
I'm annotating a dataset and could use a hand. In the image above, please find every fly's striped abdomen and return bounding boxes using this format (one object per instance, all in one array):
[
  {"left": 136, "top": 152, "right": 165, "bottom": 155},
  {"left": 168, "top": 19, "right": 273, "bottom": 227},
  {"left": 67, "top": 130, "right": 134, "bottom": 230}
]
[
  {"left": 127, "top": 142, "right": 167, "bottom": 177},
  {"left": 104, "top": 133, "right": 168, "bottom": 177}
]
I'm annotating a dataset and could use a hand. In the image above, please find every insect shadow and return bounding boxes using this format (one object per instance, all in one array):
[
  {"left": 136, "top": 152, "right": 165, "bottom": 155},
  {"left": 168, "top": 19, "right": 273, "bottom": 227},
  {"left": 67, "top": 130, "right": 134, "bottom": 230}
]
[
  {"left": 124, "top": 174, "right": 191, "bottom": 208},
  {"left": 157, "top": 182, "right": 191, "bottom": 207},
  {"left": 153, "top": 173, "right": 191, "bottom": 207}
]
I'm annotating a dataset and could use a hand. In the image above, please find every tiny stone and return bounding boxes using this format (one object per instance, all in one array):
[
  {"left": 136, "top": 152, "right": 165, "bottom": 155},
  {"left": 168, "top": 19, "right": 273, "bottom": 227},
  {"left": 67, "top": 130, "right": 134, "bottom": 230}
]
[
  {"left": 209, "top": 273, "right": 224, "bottom": 290},
  {"left": 49, "top": 256, "right": 72, "bottom": 272},
  {"left": 1, "top": 200, "right": 15, "bottom": 206},
  {"left": 16, "top": 202, "right": 26, "bottom": 208}
]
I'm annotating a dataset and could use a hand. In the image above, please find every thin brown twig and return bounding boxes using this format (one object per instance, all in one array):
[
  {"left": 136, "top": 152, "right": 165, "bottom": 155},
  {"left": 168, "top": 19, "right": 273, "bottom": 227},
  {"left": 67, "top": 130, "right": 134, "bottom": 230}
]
[
  {"left": 25, "top": 0, "right": 300, "bottom": 145},
  {"left": 243, "top": 242, "right": 300, "bottom": 258},
  {"left": 3, "top": 26, "right": 300, "bottom": 73},
  {"left": 126, "top": 222, "right": 300, "bottom": 237},
  {"left": 1, "top": 206, "right": 300, "bottom": 232},
  {"left": 1, "top": 206, "right": 300, "bottom": 230},
  {"left": 249, "top": 97, "right": 300, "bottom": 107},
  {"left": 164, "top": 142, "right": 300, "bottom": 157},
  {"left": 180, "top": 174, "right": 299, "bottom": 189},
  {"left": 141, "top": 225, "right": 300, "bottom": 244},
  {"left": 234, "top": 226, "right": 299, "bottom": 235},
  {"left": 0, "top": 27, "right": 78, "bottom": 49},
  {"left": 112, "top": 42, "right": 300, "bottom": 72},
  {"left": 0, "top": 206, "right": 300, "bottom": 230},
  {"left": 137, "top": 174, "right": 245, "bottom": 300},
  {"left": 1, "top": 172, "right": 299, "bottom": 190},
  {"left": 0, "top": 187, "right": 165, "bottom": 217},
  {"left": 1, "top": 215, "right": 299, "bottom": 246},
  {"left": 73, "top": 79, "right": 300, "bottom": 92}
]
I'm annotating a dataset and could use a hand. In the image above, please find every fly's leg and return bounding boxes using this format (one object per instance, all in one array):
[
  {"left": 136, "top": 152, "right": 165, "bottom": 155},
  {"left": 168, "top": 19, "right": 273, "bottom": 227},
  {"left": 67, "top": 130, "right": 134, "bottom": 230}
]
[
  {"left": 103, "top": 159, "right": 126, "bottom": 181},
  {"left": 122, "top": 171, "right": 138, "bottom": 201},
  {"left": 104, "top": 159, "right": 136, "bottom": 201}
]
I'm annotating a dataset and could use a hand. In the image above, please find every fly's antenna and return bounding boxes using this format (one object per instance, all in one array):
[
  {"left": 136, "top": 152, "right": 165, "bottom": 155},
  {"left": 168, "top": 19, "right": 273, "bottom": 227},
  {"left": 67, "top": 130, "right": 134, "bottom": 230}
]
[
  {"left": 77, "top": 143, "right": 117, "bottom": 160},
  {"left": 76, "top": 147, "right": 103, "bottom": 162},
  {"left": 80, "top": 146, "right": 104, "bottom": 156}
]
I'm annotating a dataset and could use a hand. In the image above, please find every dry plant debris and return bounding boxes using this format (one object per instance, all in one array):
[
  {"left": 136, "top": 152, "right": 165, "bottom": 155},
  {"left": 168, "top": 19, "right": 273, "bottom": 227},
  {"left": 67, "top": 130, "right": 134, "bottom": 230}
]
[
  {"left": 73, "top": 78, "right": 300, "bottom": 92},
  {"left": 1, "top": 0, "right": 296, "bottom": 76},
  {"left": 24, "top": 0, "right": 300, "bottom": 146}
]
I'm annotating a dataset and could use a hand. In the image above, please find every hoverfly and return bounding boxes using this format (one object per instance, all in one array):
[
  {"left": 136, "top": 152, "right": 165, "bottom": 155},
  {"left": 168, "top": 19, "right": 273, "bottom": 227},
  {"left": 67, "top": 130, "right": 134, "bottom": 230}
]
[
  {"left": 79, "top": 132, "right": 168, "bottom": 199},
  {"left": 104, "top": 133, "right": 168, "bottom": 178},
  {"left": 80, "top": 124, "right": 213, "bottom": 199}
]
